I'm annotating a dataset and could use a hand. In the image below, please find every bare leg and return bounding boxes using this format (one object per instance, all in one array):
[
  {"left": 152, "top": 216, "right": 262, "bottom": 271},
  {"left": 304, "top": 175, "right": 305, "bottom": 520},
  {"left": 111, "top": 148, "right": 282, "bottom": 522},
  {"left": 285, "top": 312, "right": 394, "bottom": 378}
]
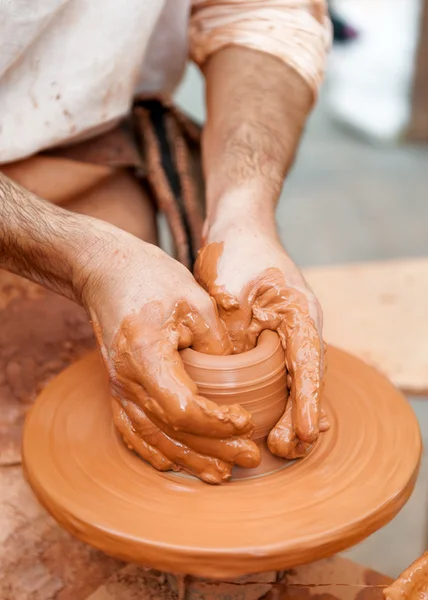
[{"left": 2, "top": 155, "right": 158, "bottom": 243}]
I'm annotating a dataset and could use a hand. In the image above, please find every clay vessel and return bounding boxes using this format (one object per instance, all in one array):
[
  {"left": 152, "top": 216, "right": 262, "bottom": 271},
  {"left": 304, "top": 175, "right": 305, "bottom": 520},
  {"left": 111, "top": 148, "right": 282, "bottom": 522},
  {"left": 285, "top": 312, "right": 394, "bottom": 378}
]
[{"left": 181, "top": 330, "right": 288, "bottom": 478}]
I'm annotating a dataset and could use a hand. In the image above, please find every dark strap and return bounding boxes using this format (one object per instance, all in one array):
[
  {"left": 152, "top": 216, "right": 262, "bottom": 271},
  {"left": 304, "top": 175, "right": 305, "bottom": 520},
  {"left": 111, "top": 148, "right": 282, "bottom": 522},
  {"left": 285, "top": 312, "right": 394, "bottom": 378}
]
[
  {"left": 133, "top": 99, "right": 204, "bottom": 270},
  {"left": 44, "top": 98, "right": 205, "bottom": 271}
]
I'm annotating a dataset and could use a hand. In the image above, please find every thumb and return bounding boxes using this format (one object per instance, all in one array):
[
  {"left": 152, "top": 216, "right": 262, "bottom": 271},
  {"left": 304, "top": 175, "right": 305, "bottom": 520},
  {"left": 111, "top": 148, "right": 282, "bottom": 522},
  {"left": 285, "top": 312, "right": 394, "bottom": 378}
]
[{"left": 184, "top": 294, "right": 232, "bottom": 356}]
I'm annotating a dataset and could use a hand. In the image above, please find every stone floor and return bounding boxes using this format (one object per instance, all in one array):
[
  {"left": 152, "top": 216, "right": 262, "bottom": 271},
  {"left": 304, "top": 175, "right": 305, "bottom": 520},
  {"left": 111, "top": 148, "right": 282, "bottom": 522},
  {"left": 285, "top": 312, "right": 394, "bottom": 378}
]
[{"left": 174, "top": 65, "right": 428, "bottom": 578}]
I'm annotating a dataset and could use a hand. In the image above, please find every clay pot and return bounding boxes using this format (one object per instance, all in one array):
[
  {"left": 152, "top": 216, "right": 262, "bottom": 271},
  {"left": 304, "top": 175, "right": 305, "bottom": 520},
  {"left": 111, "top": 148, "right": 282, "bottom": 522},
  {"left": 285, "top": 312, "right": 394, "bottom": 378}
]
[
  {"left": 181, "top": 330, "right": 287, "bottom": 442},
  {"left": 181, "top": 330, "right": 288, "bottom": 479}
]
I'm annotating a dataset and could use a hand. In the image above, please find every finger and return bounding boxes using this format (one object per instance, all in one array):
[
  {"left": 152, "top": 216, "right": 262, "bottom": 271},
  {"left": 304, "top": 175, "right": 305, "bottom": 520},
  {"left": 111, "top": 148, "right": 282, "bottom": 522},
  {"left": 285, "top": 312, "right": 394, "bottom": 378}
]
[
  {"left": 267, "top": 397, "right": 297, "bottom": 458},
  {"left": 111, "top": 398, "right": 174, "bottom": 472},
  {"left": 313, "top": 340, "right": 329, "bottom": 431},
  {"left": 148, "top": 412, "right": 261, "bottom": 468},
  {"left": 268, "top": 399, "right": 313, "bottom": 459},
  {"left": 319, "top": 407, "right": 330, "bottom": 432},
  {"left": 279, "top": 302, "right": 322, "bottom": 444},
  {"left": 245, "top": 282, "right": 324, "bottom": 445},
  {"left": 287, "top": 437, "right": 313, "bottom": 459},
  {"left": 132, "top": 339, "right": 254, "bottom": 438},
  {"left": 319, "top": 339, "right": 328, "bottom": 417},
  {"left": 121, "top": 400, "right": 233, "bottom": 484},
  {"left": 244, "top": 286, "right": 284, "bottom": 350},
  {"left": 184, "top": 295, "right": 232, "bottom": 356}
]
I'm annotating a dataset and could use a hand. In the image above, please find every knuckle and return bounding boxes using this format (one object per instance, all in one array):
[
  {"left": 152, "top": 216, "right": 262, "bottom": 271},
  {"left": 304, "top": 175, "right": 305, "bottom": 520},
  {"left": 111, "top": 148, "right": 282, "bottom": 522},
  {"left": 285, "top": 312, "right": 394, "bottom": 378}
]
[
  {"left": 197, "top": 292, "right": 217, "bottom": 317},
  {"left": 169, "top": 411, "right": 192, "bottom": 431}
]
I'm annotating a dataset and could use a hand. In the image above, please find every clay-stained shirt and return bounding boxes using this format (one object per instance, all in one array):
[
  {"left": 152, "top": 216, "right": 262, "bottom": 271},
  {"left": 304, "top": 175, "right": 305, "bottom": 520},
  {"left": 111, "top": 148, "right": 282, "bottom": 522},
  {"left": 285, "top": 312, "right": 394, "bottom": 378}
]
[{"left": 0, "top": 0, "right": 331, "bottom": 164}]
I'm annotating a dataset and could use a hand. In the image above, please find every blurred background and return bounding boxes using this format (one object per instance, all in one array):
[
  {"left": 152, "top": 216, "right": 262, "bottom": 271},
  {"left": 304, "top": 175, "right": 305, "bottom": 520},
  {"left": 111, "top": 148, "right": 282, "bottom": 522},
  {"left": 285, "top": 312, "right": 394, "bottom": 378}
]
[{"left": 175, "top": 0, "right": 428, "bottom": 579}]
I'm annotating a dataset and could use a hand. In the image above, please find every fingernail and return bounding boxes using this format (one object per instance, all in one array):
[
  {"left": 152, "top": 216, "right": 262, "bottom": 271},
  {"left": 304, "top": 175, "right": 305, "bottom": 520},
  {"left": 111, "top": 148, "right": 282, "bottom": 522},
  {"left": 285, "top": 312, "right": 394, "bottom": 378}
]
[
  {"left": 297, "top": 427, "right": 319, "bottom": 444},
  {"left": 202, "top": 469, "right": 231, "bottom": 485},
  {"left": 234, "top": 445, "right": 261, "bottom": 468}
]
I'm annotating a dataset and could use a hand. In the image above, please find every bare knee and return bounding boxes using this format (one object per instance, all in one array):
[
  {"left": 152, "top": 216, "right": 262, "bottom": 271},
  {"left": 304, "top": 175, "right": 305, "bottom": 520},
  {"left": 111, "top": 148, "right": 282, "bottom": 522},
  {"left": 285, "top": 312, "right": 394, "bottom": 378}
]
[
  {"left": 2, "top": 157, "right": 158, "bottom": 246},
  {"left": 65, "top": 171, "right": 158, "bottom": 245}
]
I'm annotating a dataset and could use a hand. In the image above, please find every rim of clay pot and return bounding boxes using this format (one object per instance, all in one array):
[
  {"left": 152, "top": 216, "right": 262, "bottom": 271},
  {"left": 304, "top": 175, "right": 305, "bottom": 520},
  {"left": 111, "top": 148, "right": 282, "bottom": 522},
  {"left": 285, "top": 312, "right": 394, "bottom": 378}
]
[
  {"left": 181, "top": 330, "right": 286, "bottom": 389},
  {"left": 181, "top": 330, "right": 282, "bottom": 370}
]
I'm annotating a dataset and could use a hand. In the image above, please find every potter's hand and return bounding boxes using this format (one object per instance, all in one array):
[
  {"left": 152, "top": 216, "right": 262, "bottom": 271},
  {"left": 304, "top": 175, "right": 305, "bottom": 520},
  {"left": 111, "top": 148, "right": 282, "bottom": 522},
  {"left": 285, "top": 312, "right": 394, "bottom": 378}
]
[
  {"left": 384, "top": 552, "right": 428, "bottom": 600},
  {"left": 195, "top": 220, "right": 328, "bottom": 459},
  {"left": 83, "top": 230, "right": 260, "bottom": 484},
  {"left": 191, "top": 34, "right": 327, "bottom": 459}
]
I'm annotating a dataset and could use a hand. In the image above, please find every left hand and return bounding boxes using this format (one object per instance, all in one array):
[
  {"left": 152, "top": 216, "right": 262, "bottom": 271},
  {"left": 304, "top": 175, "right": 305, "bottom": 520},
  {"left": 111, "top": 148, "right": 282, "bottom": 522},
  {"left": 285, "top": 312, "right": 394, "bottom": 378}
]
[
  {"left": 80, "top": 228, "right": 260, "bottom": 484},
  {"left": 195, "top": 219, "right": 329, "bottom": 459}
]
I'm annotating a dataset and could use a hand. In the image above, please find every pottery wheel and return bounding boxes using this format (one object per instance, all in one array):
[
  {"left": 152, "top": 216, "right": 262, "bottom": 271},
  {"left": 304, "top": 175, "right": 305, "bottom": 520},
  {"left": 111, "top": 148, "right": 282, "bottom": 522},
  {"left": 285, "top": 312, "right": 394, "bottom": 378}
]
[{"left": 23, "top": 347, "right": 421, "bottom": 579}]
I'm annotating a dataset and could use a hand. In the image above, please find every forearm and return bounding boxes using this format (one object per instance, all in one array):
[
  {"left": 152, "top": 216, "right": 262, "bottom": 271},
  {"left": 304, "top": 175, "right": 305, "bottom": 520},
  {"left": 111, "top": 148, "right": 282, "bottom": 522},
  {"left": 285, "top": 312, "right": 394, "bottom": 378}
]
[
  {"left": 0, "top": 173, "right": 114, "bottom": 303},
  {"left": 202, "top": 46, "right": 313, "bottom": 231}
]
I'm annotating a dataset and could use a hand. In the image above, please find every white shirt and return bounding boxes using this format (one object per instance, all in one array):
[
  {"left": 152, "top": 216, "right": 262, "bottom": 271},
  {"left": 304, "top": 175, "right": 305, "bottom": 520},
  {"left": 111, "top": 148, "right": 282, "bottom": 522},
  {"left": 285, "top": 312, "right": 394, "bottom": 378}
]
[{"left": 0, "top": 0, "right": 330, "bottom": 164}]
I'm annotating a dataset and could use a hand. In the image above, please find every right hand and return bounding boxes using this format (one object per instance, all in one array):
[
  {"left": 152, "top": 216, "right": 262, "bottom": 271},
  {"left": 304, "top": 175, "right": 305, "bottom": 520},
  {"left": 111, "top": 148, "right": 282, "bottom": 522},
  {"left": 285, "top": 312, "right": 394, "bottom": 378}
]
[{"left": 79, "top": 227, "right": 260, "bottom": 483}]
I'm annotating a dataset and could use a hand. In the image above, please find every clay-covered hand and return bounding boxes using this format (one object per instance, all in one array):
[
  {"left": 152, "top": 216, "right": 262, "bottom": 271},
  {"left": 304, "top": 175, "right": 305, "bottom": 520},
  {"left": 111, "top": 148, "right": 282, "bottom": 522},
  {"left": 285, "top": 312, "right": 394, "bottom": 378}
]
[
  {"left": 384, "top": 552, "right": 428, "bottom": 600},
  {"left": 81, "top": 230, "right": 260, "bottom": 483},
  {"left": 195, "top": 222, "right": 329, "bottom": 459}
]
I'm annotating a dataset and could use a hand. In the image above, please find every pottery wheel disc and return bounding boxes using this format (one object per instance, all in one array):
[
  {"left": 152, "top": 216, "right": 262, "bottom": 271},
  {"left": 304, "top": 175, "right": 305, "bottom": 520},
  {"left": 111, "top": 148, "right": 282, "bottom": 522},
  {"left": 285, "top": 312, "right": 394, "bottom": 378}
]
[{"left": 23, "top": 347, "right": 421, "bottom": 579}]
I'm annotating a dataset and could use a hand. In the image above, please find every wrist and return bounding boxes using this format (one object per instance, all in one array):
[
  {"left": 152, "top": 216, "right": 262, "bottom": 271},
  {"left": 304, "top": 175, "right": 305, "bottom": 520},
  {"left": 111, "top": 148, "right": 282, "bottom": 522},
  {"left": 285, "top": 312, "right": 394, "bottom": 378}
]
[
  {"left": 204, "top": 183, "right": 278, "bottom": 242},
  {"left": 75, "top": 223, "right": 162, "bottom": 313},
  {"left": 71, "top": 219, "right": 144, "bottom": 310},
  {"left": 69, "top": 219, "right": 115, "bottom": 306},
  {"left": 203, "top": 122, "right": 287, "bottom": 233},
  {"left": 0, "top": 174, "right": 120, "bottom": 303}
]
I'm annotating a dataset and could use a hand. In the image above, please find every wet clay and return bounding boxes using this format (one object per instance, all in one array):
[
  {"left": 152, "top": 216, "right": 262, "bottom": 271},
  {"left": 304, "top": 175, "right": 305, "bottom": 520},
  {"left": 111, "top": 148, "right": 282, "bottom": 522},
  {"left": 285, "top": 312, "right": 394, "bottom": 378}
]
[
  {"left": 181, "top": 330, "right": 289, "bottom": 479},
  {"left": 181, "top": 331, "right": 287, "bottom": 442},
  {"left": 22, "top": 346, "right": 421, "bottom": 579},
  {"left": 384, "top": 553, "right": 428, "bottom": 600},
  {"left": 98, "top": 291, "right": 257, "bottom": 485},
  {"left": 195, "top": 241, "right": 324, "bottom": 460}
]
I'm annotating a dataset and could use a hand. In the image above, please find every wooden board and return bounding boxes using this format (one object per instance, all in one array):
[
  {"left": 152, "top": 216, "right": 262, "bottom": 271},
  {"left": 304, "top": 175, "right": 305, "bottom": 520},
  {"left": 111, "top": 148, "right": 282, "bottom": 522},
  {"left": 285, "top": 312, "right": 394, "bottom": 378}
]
[{"left": 303, "top": 258, "right": 428, "bottom": 395}]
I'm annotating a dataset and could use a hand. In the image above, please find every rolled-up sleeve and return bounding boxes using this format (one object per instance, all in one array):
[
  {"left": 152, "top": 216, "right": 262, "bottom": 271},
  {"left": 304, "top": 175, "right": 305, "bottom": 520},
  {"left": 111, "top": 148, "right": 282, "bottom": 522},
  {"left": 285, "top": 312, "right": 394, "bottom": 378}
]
[{"left": 190, "top": 0, "right": 332, "bottom": 97}]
